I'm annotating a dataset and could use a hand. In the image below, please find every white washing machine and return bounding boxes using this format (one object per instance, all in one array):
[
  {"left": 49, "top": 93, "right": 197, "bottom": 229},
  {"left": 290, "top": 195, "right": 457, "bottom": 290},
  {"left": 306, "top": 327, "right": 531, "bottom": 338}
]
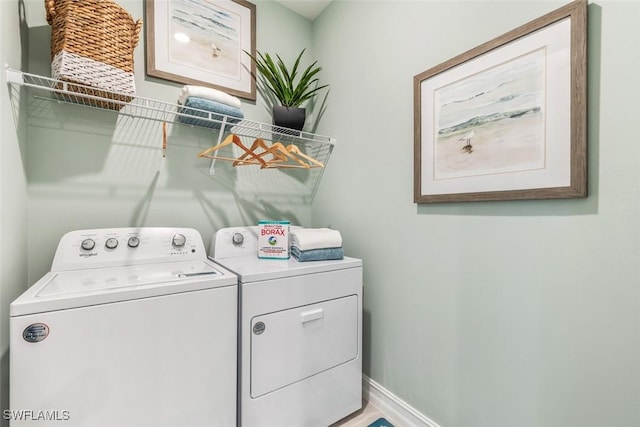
[
  {"left": 10, "top": 227, "right": 238, "bottom": 427},
  {"left": 210, "top": 226, "right": 363, "bottom": 427}
]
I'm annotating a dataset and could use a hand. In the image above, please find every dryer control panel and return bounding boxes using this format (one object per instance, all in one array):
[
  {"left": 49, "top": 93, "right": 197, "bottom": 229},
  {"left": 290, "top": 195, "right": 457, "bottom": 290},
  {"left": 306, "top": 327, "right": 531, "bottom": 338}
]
[
  {"left": 210, "top": 227, "right": 260, "bottom": 259},
  {"left": 51, "top": 227, "right": 207, "bottom": 271}
]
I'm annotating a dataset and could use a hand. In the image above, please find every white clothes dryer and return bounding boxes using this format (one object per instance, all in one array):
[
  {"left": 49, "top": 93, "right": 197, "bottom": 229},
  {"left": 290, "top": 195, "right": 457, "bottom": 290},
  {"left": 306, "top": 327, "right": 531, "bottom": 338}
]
[
  {"left": 210, "top": 226, "right": 363, "bottom": 427},
  {"left": 10, "top": 227, "right": 238, "bottom": 427}
]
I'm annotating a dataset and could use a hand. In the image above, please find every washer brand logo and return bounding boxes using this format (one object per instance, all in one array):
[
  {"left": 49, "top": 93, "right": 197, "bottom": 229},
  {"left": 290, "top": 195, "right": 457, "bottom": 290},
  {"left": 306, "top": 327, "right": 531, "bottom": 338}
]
[
  {"left": 3, "top": 410, "right": 70, "bottom": 421},
  {"left": 79, "top": 252, "right": 97, "bottom": 258},
  {"left": 23, "top": 323, "right": 49, "bottom": 343}
]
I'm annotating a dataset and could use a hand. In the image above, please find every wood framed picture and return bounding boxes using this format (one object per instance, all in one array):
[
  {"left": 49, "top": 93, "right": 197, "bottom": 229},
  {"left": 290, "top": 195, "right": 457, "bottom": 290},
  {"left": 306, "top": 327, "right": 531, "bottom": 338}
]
[
  {"left": 146, "top": 0, "right": 256, "bottom": 100},
  {"left": 413, "top": 0, "right": 587, "bottom": 203}
]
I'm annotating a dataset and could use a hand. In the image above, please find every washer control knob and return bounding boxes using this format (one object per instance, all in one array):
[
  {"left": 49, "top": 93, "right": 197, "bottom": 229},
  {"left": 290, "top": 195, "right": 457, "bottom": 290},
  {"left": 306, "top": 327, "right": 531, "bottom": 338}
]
[
  {"left": 81, "top": 238, "right": 95, "bottom": 251},
  {"left": 127, "top": 237, "right": 140, "bottom": 248},
  {"left": 232, "top": 232, "right": 244, "bottom": 246},
  {"left": 105, "top": 238, "right": 118, "bottom": 249},
  {"left": 172, "top": 234, "right": 186, "bottom": 247}
]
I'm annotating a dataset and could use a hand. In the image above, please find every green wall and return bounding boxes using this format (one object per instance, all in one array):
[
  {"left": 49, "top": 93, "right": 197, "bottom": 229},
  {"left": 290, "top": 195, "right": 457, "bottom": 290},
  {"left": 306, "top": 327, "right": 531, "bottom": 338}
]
[
  {"left": 0, "top": 1, "right": 28, "bottom": 424},
  {"left": 3, "top": 1, "right": 640, "bottom": 426},
  {"left": 312, "top": 1, "right": 640, "bottom": 426}
]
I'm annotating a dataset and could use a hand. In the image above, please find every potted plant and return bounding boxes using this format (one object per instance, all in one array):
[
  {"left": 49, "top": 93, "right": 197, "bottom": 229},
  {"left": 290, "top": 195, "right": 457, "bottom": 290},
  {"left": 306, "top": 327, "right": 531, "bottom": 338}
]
[{"left": 245, "top": 48, "right": 328, "bottom": 132}]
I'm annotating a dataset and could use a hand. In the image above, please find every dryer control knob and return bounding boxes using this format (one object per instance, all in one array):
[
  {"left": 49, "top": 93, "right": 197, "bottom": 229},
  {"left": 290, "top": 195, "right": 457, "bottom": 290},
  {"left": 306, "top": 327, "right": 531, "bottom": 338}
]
[
  {"left": 127, "top": 237, "right": 140, "bottom": 248},
  {"left": 232, "top": 232, "right": 244, "bottom": 246},
  {"left": 81, "top": 238, "right": 95, "bottom": 251},
  {"left": 105, "top": 238, "right": 118, "bottom": 249},
  {"left": 172, "top": 234, "right": 186, "bottom": 247}
]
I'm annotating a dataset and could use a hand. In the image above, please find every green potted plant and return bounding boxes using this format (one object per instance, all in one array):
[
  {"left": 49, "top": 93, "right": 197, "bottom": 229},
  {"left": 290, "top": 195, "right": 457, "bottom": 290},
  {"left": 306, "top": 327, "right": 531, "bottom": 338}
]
[{"left": 245, "top": 48, "right": 328, "bottom": 132}]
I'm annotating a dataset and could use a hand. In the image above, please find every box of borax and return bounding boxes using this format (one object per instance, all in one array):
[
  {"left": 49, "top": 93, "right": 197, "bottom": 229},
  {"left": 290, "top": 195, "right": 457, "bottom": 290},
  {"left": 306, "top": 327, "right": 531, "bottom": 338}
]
[{"left": 258, "top": 220, "right": 290, "bottom": 259}]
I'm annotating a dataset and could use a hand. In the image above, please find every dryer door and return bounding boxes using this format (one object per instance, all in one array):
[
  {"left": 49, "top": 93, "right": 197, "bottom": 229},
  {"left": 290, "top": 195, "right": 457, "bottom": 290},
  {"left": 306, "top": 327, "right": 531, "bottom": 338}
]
[{"left": 250, "top": 295, "right": 358, "bottom": 398}]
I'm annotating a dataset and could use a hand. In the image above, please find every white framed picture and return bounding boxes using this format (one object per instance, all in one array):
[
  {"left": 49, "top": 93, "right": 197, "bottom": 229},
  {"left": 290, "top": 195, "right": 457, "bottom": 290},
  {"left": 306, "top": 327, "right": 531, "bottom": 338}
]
[{"left": 146, "top": 0, "right": 256, "bottom": 100}]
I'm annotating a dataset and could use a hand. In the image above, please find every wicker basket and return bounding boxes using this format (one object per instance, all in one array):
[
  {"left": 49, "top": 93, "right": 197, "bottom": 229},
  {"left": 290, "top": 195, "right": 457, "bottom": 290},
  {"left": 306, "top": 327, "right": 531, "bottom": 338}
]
[{"left": 45, "top": 0, "right": 142, "bottom": 110}]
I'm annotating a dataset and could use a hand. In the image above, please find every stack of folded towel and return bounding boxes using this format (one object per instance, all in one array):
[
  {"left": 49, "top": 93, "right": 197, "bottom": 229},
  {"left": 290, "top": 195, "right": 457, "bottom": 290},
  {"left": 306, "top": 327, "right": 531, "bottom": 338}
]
[
  {"left": 290, "top": 228, "right": 344, "bottom": 262},
  {"left": 177, "top": 85, "right": 244, "bottom": 129}
]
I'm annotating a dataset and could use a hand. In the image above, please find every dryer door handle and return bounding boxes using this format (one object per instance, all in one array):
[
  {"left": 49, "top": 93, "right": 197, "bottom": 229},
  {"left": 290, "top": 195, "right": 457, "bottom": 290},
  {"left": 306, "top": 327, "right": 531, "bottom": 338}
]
[{"left": 300, "top": 308, "right": 324, "bottom": 323}]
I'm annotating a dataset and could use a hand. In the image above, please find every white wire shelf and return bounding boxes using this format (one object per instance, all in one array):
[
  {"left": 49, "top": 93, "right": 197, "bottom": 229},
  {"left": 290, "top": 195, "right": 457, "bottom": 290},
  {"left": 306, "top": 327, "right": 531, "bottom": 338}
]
[
  {"left": 6, "top": 68, "right": 336, "bottom": 201},
  {"left": 5, "top": 68, "right": 335, "bottom": 168}
]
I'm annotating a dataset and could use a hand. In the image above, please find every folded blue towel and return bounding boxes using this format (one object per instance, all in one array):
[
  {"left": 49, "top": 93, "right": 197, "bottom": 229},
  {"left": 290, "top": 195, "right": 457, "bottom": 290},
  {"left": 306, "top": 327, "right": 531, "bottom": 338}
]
[
  {"left": 177, "top": 96, "right": 244, "bottom": 129},
  {"left": 290, "top": 246, "right": 344, "bottom": 262}
]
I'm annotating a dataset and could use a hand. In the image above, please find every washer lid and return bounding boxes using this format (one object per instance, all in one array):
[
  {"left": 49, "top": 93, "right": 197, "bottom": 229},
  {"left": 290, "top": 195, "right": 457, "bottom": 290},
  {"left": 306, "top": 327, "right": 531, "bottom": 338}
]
[
  {"left": 11, "top": 260, "right": 236, "bottom": 316},
  {"left": 211, "top": 256, "right": 362, "bottom": 283}
]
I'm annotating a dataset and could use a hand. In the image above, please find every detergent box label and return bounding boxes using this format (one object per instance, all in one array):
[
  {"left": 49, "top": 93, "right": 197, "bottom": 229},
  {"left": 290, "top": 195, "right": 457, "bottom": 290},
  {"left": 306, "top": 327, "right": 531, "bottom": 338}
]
[{"left": 258, "top": 221, "right": 290, "bottom": 259}]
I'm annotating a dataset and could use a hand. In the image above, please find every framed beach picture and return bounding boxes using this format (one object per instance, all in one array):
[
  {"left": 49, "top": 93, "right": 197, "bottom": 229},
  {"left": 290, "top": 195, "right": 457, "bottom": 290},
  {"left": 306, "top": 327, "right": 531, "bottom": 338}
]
[
  {"left": 413, "top": 0, "right": 587, "bottom": 203},
  {"left": 146, "top": 0, "right": 256, "bottom": 100}
]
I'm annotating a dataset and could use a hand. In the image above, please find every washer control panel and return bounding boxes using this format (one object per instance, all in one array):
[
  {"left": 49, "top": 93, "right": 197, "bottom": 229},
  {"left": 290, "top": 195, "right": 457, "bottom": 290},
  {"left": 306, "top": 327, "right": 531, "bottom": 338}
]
[{"left": 51, "top": 227, "right": 206, "bottom": 271}]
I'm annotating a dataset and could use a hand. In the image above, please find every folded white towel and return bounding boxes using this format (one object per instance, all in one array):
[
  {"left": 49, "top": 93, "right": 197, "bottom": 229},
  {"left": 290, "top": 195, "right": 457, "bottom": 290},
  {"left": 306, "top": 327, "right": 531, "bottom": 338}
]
[
  {"left": 178, "top": 85, "right": 242, "bottom": 109},
  {"left": 290, "top": 228, "right": 343, "bottom": 251}
]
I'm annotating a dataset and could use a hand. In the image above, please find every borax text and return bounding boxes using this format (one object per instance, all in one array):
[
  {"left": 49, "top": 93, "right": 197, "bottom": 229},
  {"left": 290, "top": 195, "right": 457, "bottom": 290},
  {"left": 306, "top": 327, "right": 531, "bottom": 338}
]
[{"left": 261, "top": 228, "right": 285, "bottom": 236}]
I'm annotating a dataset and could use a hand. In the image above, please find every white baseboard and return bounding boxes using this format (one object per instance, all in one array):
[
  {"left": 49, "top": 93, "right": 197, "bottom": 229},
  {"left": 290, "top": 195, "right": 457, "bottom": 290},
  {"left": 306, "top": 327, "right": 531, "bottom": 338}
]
[{"left": 362, "top": 375, "right": 441, "bottom": 427}]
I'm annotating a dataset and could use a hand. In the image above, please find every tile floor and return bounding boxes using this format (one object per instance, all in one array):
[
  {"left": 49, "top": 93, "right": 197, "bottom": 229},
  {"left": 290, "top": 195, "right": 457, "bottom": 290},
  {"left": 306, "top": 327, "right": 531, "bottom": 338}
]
[{"left": 330, "top": 400, "right": 396, "bottom": 427}]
